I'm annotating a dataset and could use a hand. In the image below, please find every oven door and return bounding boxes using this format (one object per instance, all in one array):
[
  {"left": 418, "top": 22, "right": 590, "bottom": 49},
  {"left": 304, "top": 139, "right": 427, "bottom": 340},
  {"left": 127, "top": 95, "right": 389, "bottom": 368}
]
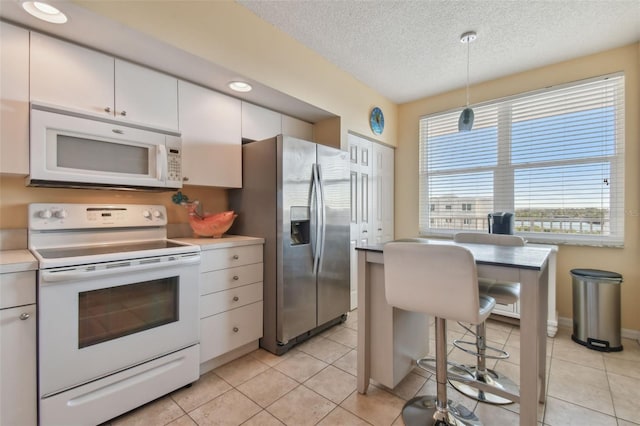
[{"left": 38, "top": 252, "right": 200, "bottom": 397}]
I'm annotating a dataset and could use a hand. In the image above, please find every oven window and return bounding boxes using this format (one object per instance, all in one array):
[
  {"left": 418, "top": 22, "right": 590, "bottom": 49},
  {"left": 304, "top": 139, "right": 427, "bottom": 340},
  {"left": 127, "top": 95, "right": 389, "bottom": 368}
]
[
  {"left": 57, "top": 134, "right": 150, "bottom": 175},
  {"left": 78, "top": 277, "right": 178, "bottom": 348}
]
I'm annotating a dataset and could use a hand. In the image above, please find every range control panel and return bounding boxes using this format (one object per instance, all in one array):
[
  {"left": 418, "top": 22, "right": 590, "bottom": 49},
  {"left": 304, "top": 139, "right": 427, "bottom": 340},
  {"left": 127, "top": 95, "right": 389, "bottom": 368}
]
[{"left": 29, "top": 203, "right": 168, "bottom": 230}]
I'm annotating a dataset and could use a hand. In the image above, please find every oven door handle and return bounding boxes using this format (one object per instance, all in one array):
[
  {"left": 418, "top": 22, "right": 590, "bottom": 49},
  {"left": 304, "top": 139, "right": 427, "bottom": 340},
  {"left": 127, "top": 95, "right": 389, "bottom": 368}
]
[{"left": 40, "top": 253, "right": 200, "bottom": 283}]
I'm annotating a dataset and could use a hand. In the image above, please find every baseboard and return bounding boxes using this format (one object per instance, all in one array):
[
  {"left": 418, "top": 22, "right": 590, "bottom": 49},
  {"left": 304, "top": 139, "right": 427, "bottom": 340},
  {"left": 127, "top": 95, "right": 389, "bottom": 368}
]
[
  {"left": 199, "top": 340, "right": 259, "bottom": 375},
  {"left": 557, "top": 316, "right": 640, "bottom": 341}
]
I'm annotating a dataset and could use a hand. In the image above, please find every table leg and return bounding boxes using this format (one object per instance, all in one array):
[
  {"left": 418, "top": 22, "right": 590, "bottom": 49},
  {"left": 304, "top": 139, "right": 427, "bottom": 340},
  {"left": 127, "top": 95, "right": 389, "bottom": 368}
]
[
  {"left": 357, "top": 250, "right": 370, "bottom": 394},
  {"left": 519, "top": 268, "right": 543, "bottom": 426},
  {"left": 538, "top": 263, "right": 549, "bottom": 402}
]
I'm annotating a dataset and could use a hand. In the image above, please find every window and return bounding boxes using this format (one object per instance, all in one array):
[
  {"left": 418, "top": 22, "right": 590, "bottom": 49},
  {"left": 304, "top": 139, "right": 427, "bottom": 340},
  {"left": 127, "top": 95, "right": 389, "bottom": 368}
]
[{"left": 419, "top": 74, "right": 625, "bottom": 246}]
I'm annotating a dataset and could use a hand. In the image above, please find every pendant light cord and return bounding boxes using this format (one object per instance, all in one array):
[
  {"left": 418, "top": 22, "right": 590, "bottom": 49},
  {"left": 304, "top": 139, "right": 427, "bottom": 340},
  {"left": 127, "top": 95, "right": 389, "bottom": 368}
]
[{"left": 466, "top": 38, "right": 470, "bottom": 107}]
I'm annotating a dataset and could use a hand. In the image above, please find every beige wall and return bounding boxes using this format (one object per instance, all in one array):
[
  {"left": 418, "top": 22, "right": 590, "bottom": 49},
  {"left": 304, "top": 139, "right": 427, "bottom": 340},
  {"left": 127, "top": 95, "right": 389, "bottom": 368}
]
[
  {"left": 75, "top": 0, "right": 397, "bottom": 150},
  {"left": 397, "top": 43, "right": 640, "bottom": 331}
]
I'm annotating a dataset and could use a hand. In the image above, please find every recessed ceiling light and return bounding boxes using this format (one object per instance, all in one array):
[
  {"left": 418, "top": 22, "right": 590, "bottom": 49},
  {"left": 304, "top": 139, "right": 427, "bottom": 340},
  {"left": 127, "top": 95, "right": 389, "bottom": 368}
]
[
  {"left": 228, "top": 81, "right": 252, "bottom": 92},
  {"left": 22, "top": 1, "right": 68, "bottom": 24}
]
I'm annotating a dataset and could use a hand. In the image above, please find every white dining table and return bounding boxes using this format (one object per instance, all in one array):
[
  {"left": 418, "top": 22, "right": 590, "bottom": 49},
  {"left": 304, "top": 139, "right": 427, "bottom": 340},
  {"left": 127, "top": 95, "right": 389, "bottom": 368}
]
[{"left": 356, "top": 239, "right": 552, "bottom": 426}]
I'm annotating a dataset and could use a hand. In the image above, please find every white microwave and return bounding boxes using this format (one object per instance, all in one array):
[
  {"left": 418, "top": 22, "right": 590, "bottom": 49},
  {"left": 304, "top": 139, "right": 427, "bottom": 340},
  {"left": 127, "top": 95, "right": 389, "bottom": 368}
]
[{"left": 28, "top": 103, "right": 183, "bottom": 190}]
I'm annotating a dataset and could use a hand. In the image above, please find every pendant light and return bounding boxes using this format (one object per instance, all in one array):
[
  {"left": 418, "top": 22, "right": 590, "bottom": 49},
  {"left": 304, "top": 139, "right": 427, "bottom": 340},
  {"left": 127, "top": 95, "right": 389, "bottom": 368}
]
[{"left": 458, "top": 31, "right": 477, "bottom": 132}]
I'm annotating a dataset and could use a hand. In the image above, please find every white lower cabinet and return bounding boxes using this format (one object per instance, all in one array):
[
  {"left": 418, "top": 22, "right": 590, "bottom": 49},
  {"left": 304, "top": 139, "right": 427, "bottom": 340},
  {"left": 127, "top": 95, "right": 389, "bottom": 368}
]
[
  {"left": 1, "top": 269, "right": 37, "bottom": 426},
  {"left": 185, "top": 238, "right": 264, "bottom": 371}
]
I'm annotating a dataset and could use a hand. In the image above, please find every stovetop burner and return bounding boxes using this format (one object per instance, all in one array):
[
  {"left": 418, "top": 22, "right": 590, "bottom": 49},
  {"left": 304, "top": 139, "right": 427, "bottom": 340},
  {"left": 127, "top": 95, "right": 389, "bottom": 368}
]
[{"left": 36, "top": 240, "right": 189, "bottom": 259}]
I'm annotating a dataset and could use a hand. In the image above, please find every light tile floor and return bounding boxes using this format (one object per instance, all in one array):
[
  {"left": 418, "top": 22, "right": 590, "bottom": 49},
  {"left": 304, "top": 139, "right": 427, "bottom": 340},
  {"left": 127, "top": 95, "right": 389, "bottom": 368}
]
[{"left": 106, "top": 312, "right": 640, "bottom": 425}]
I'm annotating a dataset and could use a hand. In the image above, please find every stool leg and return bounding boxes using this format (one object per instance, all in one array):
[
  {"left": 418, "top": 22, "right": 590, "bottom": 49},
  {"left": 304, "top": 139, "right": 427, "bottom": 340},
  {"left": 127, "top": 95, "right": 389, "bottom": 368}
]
[
  {"left": 401, "top": 318, "right": 482, "bottom": 426},
  {"left": 449, "top": 321, "right": 519, "bottom": 405}
]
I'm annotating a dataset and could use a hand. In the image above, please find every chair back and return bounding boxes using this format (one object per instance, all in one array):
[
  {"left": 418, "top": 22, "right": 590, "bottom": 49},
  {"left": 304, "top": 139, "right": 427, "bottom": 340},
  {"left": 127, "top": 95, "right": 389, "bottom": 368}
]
[
  {"left": 453, "top": 232, "right": 525, "bottom": 247},
  {"left": 384, "top": 241, "right": 482, "bottom": 324}
]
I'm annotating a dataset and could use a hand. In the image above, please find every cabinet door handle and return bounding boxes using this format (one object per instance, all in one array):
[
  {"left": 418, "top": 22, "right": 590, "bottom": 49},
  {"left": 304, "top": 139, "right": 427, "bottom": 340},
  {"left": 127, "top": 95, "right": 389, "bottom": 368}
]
[
  {"left": 233, "top": 327, "right": 239, "bottom": 333},
  {"left": 104, "top": 106, "right": 111, "bottom": 113},
  {"left": 233, "top": 296, "right": 239, "bottom": 302},
  {"left": 19, "top": 313, "right": 30, "bottom": 320},
  {"left": 233, "top": 275, "right": 239, "bottom": 281},
  {"left": 233, "top": 254, "right": 239, "bottom": 260},
  {"left": 120, "top": 110, "right": 127, "bottom": 116}
]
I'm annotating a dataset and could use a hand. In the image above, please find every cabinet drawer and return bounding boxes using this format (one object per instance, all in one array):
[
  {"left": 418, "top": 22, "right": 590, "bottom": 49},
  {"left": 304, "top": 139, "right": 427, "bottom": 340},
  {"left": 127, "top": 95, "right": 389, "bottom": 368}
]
[
  {"left": 200, "top": 263, "right": 263, "bottom": 296},
  {"left": 0, "top": 271, "right": 35, "bottom": 310},
  {"left": 200, "top": 245, "right": 262, "bottom": 272},
  {"left": 200, "top": 301, "right": 263, "bottom": 362},
  {"left": 200, "top": 282, "right": 262, "bottom": 318}
]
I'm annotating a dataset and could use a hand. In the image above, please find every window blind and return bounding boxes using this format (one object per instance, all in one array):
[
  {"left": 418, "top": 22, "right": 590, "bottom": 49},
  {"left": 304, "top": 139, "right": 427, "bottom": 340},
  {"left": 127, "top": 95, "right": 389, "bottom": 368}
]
[{"left": 419, "top": 74, "right": 625, "bottom": 246}]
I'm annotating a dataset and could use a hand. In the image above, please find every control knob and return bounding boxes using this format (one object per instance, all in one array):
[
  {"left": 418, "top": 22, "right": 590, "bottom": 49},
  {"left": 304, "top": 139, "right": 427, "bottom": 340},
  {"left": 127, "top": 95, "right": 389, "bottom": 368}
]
[
  {"left": 142, "top": 210, "right": 152, "bottom": 219},
  {"left": 39, "top": 209, "right": 52, "bottom": 219},
  {"left": 153, "top": 210, "right": 162, "bottom": 218},
  {"left": 53, "top": 209, "right": 67, "bottom": 219}
]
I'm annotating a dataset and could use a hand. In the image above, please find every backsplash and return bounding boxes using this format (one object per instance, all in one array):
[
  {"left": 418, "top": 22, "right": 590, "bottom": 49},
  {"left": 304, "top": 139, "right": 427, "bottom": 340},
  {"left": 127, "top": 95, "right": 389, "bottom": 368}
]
[
  {"left": 0, "top": 228, "right": 27, "bottom": 250},
  {"left": 0, "top": 176, "right": 228, "bottom": 229}
]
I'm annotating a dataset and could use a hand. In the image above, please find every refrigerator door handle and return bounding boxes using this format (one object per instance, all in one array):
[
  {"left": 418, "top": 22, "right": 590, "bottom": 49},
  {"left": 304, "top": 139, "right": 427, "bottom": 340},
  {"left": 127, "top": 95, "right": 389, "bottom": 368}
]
[
  {"left": 311, "top": 163, "right": 322, "bottom": 275},
  {"left": 316, "top": 164, "right": 327, "bottom": 273}
]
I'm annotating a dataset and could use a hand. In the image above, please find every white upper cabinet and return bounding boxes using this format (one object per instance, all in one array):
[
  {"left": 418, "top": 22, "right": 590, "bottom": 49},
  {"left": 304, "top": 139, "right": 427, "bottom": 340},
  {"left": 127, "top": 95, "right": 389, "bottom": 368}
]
[
  {"left": 178, "top": 80, "right": 242, "bottom": 188},
  {"left": 30, "top": 32, "right": 178, "bottom": 131},
  {"left": 282, "top": 115, "right": 313, "bottom": 141},
  {"left": 115, "top": 60, "right": 178, "bottom": 130},
  {"left": 241, "top": 102, "right": 281, "bottom": 142},
  {"left": 0, "top": 22, "right": 30, "bottom": 175},
  {"left": 30, "top": 32, "right": 114, "bottom": 116}
]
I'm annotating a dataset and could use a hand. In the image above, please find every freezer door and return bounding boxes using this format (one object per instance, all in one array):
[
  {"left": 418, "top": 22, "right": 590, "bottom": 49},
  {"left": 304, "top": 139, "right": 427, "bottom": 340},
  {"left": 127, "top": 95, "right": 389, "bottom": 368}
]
[
  {"left": 279, "top": 137, "right": 317, "bottom": 343},
  {"left": 316, "top": 144, "right": 351, "bottom": 325}
]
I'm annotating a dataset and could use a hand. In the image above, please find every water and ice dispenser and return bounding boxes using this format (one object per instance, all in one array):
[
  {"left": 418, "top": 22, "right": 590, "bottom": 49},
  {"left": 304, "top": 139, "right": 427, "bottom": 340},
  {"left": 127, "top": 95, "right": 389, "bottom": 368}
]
[{"left": 290, "top": 206, "right": 310, "bottom": 245}]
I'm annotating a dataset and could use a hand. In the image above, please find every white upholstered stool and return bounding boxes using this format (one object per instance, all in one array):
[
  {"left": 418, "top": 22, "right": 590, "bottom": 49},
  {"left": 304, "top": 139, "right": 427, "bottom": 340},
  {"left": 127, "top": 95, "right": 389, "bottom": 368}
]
[
  {"left": 449, "top": 232, "right": 523, "bottom": 404},
  {"left": 384, "top": 241, "right": 496, "bottom": 426}
]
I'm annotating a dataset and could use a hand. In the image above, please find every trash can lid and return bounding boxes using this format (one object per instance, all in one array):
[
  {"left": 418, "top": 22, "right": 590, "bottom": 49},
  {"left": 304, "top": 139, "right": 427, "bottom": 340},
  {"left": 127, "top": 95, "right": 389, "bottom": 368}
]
[{"left": 570, "top": 268, "right": 623, "bottom": 280}]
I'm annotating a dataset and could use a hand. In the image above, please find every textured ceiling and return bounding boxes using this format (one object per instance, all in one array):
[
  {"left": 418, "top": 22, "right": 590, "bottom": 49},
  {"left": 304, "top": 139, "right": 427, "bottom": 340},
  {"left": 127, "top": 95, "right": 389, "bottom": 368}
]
[{"left": 238, "top": 0, "right": 640, "bottom": 104}]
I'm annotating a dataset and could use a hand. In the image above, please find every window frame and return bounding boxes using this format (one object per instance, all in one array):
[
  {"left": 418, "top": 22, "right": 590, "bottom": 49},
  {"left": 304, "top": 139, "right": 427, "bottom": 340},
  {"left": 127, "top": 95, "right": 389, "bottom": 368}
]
[{"left": 419, "top": 73, "right": 625, "bottom": 247}]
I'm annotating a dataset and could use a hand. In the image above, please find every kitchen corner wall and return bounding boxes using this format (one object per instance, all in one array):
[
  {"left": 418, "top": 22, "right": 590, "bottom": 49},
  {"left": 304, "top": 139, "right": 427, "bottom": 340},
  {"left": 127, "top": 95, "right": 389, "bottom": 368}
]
[
  {"left": 0, "top": 176, "right": 227, "bottom": 230},
  {"left": 396, "top": 43, "right": 640, "bottom": 333}
]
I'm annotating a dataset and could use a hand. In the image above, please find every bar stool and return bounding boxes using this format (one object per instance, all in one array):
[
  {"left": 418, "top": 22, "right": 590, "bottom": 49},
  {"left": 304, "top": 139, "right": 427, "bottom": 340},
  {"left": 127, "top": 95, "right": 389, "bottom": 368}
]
[
  {"left": 449, "top": 232, "right": 523, "bottom": 404},
  {"left": 384, "top": 241, "right": 495, "bottom": 426}
]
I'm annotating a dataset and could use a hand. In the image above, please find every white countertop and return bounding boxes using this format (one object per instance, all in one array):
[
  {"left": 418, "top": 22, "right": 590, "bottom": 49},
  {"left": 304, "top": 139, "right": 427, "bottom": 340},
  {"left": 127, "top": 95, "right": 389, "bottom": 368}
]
[
  {"left": 0, "top": 249, "right": 38, "bottom": 273},
  {"left": 173, "top": 235, "right": 264, "bottom": 251}
]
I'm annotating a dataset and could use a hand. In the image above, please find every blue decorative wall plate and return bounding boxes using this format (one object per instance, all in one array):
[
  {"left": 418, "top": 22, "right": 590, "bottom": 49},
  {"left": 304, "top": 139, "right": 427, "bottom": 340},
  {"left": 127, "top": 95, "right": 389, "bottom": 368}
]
[{"left": 370, "top": 107, "right": 384, "bottom": 135}]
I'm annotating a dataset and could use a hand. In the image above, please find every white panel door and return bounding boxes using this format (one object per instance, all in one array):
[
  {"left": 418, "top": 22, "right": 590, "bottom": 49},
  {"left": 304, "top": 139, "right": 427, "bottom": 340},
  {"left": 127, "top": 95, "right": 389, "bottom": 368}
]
[
  {"left": 178, "top": 80, "right": 241, "bottom": 187},
  {"left": 30, "top": 32, "right": 114, "bottom": 117},
  {"left": 372, "top": 143, "right": 395, "bottom": 244},
  {"left": 348, "top": 133, "right": 373, "bottom": 309},
  {"left": 115, "top": 59, "right": 179, "bottom": 131},
  {"left": 0, "top": 22, "right": 29, "bottom": 175}
]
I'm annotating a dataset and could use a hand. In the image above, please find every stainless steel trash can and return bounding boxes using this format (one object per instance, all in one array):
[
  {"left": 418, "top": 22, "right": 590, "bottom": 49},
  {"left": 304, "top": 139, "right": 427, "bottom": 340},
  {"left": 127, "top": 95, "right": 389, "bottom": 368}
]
[{"left": 571, "top": 268, "right": 623, "bottom": 352}]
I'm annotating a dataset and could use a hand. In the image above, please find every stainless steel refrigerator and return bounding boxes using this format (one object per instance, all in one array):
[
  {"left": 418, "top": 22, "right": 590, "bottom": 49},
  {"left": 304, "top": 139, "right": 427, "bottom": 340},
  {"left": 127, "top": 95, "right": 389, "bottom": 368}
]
[{"left": 229, "top": 135, "right": 350, "bottom": 355}]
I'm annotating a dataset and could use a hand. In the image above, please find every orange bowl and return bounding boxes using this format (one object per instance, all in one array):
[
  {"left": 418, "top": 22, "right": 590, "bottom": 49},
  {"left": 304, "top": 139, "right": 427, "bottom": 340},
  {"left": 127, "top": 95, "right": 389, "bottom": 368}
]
[{"left": 189, "top": 210, "right": 237, "bottom": 238}]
